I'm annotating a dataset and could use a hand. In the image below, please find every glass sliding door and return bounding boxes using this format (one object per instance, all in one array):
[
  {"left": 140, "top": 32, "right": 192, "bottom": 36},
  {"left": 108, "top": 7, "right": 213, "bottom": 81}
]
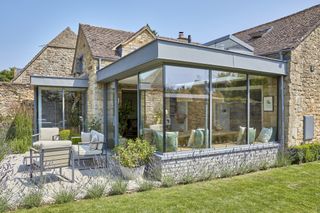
[
  {"left": 118, "top": 75, "right": 138, "bottom": 140},
  {"left": 40, "top": 89, "right": 63, "bottom": 128},
  {"left": 211, "top": 71, "right": 247, "bottom": 148},
  {"left": 249, "top": 75, "right": 278, "bottom": 143},
  {"left": 39, "top": 87, "right": 85, "bottom": 134},
  {"left": 139, "top": 67, "right": 163, "bottom": 152},
  {"left": 165, "top": 66, "right": 209, "bottom": 152}
]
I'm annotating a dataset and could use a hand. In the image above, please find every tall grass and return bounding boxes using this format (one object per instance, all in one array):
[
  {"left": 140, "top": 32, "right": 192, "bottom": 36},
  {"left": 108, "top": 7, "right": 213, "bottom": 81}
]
[{"left": 6, "top": 107, "right": 32, "bottom": 154}]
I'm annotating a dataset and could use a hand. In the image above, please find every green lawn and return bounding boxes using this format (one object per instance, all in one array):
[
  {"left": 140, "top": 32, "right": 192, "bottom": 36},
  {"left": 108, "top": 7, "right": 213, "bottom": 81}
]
[{"left": 17, "top": 162, "right": 320, "bottom": 213}]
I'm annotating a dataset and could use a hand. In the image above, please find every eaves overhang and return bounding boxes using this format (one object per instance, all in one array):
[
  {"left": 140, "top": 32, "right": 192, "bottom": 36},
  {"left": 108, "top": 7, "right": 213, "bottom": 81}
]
[
  {"left": 30, "top": 75, "right": 88, "bottom": 88},
  {"left": 97, "top": 39, "right": 288, "bottom": 83}
]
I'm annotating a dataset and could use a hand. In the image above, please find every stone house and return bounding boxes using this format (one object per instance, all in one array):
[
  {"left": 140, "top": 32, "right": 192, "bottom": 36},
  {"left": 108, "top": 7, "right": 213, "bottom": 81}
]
[
  {"left": 7, "top": 4, "right": 320, "bottom": 178},
  {"left": 232, "top": 4, "right": 320, "bottom": 146}
]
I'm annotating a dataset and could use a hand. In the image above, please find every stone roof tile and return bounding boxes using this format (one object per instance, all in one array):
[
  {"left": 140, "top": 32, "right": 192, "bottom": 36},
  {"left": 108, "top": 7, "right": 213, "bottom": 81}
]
[{"left": 233, "top": 4, "right": 320, "bottom": 56}]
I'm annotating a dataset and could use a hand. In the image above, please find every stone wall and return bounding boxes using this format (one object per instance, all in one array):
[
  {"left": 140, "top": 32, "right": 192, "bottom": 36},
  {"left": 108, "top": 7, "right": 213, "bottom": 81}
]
[
  {"left": 122, "top": 30, "right": 155, "bottom": 56},
  {"left": 13, "top": 46, "right": 75, "bottom": 84},
  {"left": 285, "top": 26, "right": 320, "bottom": 146},
  {"left": 149, "top": 143, "right": 279, "bottom": 181},
  {"left": 0, "top": 83, "right": 34, "bottom": 141},
  {"left": 74, "top": 27, "right": 156, "bottom": 131},
  {"left": 73, "top": 28, "right": 112, "bottom": 130}
]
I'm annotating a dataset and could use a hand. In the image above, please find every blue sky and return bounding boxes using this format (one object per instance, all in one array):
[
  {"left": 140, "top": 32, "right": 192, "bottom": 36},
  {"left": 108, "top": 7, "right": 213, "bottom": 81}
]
[{"left": 0, "top": 0, "right": 319, "bottom": 70}]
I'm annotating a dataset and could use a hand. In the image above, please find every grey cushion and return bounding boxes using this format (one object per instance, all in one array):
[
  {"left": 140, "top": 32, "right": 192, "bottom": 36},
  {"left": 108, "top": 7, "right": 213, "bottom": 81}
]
[{"left": 81, "top": 132, "right": 91, "bottom": 143}]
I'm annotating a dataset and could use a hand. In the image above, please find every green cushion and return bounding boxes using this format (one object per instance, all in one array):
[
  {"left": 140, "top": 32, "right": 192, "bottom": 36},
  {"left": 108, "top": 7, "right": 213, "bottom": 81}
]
[
  {"left": 193, "top": 129, "right": 206, "bottom": 148},
  {"left": 248, "top": 128, "right": 256, "bottom": 144},
  {"left": 153, "top": 131, "right": 178, "bottom": 152},
  {"left": 256, "top": 127, "right": 273, "bottom": 143}
]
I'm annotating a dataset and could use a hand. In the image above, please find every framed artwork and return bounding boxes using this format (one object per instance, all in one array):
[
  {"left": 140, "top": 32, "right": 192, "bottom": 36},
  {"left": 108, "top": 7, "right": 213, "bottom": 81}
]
[{"left": 263, "top": 96, "right": 274, "bottom": 112}]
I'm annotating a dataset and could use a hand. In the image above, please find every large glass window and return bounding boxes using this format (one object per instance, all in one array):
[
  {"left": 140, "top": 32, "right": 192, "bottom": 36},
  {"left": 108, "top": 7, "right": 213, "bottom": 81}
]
[
  {"left": 165, "top": 66, "right": 209, "bottom": 152},
  {"left": 139, "top": 67, "right": 164, "bottom": 151},
  {"left": 212, "top": 71, "right": 247, "bottom": 148},
  {"left": 39, "top": 88, "right": 85, "bottom": 134},
  {"left": 250, "top": 75, "right": 278, "bottom": 143},
  {"left": 106, "top": 65, "right": 280, "bottom": 153},
  {"left": 40, "top": 89, "right": 63, "bottom": 128}
]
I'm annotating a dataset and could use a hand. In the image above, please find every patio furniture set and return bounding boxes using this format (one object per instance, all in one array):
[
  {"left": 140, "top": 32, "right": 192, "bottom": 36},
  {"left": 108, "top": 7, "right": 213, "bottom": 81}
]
[{"left": 28, "top": 127, "right": 105, "bottom": 183}]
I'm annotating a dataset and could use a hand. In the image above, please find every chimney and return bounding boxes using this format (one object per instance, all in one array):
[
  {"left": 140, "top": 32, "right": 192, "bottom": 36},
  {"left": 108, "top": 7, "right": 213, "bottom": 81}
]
[
  {"left": 178, "top": 32, "right": 185, "bottom": 39},
  {"left": 188, "top": 35, "right": 192, "bottom": 43},
  {"left": 177, "top": 32, "right": 188, "bottom": 42}
]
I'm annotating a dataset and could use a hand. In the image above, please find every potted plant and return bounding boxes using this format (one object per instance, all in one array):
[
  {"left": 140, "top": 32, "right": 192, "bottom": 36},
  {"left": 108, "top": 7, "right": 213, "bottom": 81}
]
[{"left": 114, "top": 138, "right": 155, "bottom": 180}]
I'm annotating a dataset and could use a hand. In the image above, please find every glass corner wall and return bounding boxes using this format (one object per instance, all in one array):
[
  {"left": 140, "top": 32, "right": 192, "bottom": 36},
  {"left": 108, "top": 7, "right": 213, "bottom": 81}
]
[
  {"left": 139, "top": 67, "right": 164, "bottom": 152},
  {"left": 105, "top": 64, "right": 280, "bottom": 153},
  {"left": 164, "top": 66, "right": 209, "bottom": 152}
]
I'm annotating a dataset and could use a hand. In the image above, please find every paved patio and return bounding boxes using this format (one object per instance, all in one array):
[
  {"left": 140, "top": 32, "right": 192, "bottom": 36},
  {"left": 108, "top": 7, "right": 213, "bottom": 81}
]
[{"left": 0, "top": 153, "right": 157, "bottom": 207}]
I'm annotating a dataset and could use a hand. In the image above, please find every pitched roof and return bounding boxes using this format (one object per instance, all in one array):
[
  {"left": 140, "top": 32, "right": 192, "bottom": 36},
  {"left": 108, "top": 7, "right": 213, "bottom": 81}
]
[
  {"left": 80, "top": 24, "right": 135, "bottom": 60},
  {"left": 12, "top": 27, "right": 77, "bottom": 82},
  {"left": 233, "top": 4, "right": 320, "bottom": 56},
  {"left": 113, "top": 25, "right": 156, "bottom": 49},
  {"left": 48, "top": 27, "right": 77, "bottom": 49}
]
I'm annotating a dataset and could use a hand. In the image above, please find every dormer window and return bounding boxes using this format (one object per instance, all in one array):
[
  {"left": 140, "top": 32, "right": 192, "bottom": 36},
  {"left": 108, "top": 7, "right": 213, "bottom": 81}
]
[
  {"left": 75, "top": 55, "right": 84, "bottom": 74},
  {"left": 115, "top": 46, "right": 123, "bottom": 57},
  {"left": 249, "top": 27, "right": 273, "bottom": 39}
]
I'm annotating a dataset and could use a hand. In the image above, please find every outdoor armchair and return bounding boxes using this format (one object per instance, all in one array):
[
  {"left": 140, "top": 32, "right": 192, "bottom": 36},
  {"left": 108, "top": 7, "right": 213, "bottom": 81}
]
[
  {"left": 71, "top": 130, "right": 105, "bottom": 161},
  {"left": 29, "top": 140, "right": 74, "bottom": 183}
]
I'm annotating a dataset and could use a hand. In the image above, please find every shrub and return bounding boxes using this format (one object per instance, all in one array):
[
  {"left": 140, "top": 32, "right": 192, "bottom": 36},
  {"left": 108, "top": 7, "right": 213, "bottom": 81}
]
[
  {"left": 88, "top": 118, "right": 102, "bottom": 132},
  {"left": 109, "top": 179, "right": 127, "bottom": 195},
  {"left": 180, "top": 173, "right": 195, "bottom": 184},
  {"left": 20, "top": 190, "right": 42, "bottom": 209},
  {"left": 71, "top": 136, "right": 81, "bottom": 145},
  {"left": 114, "top": 138, "right": 155, "bottom": 168},
  {"left": 161, "top": 176, "right": 175, "bottom": 188},
  {"left": 53, "top": 189, "right": 76, "bottom": 204},
  {"left": 0, "top": 197, "right": 9, "bottom": 213},
  {"left": 85, "top": 183, "right": 106, "bottom": 199},
  {"left": 9, "top": 137, "right": 30, "bottom": 154},
  {"left": 59, "top": 130, "right": 71, "bottom": 140},
  {"left": 275, "top": 151, "right": 292, "bottom": 167},
  {"left": 6, "top": 107, "right": 32, "bottom": 154},
  {"left": 138, "top": 180, "right": 154, "bottom": 192},
  {"left": 288, "top": 143, "right": 320, "bottom": 164}
]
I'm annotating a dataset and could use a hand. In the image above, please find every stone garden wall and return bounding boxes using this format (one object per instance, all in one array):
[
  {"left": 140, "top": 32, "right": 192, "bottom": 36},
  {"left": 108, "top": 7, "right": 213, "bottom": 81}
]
[
  {"left": 0, "top": 83, "right": 34, "bottom": 141},
  {"left": 150, "top": 143, "right": 279, "bottom": 180},
  {"left": 285, "top": 26, "right": 320, "bottom": 146}
]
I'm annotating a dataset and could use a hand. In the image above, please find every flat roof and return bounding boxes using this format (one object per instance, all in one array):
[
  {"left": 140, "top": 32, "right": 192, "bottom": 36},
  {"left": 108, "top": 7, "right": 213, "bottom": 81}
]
[
  {"left": 97, "top": 39, "right": 287, "bottom": 83},
  {"left": 30, "top": 75, "right": 88, "bottom": 88}
]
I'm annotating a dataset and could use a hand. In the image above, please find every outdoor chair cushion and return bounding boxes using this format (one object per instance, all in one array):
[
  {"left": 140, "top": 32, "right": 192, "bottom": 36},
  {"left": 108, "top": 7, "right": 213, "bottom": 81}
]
[
  {"left": 90, "top": 130, "right": 104, "bottom": 150},
  {"left": 39, "top": 127, "right": 59, "bottom": 141},
  {"left": 81, "top": 132, "right": 91, "bottom": 143},
  {"left": 72, "top": 144, "right": 102, "bottom": 156},
  {"left": 33, "top": 140, "right": 72, "bottom": 149},
  {"left": 256, "top": 127, "right": 273, "bottom": 143}
]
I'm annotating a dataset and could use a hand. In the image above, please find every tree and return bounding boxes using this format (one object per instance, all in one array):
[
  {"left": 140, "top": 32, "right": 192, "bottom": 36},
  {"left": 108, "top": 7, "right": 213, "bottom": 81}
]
[{"left": 0, "top": 68, "right": 15, "bottom": 82}]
